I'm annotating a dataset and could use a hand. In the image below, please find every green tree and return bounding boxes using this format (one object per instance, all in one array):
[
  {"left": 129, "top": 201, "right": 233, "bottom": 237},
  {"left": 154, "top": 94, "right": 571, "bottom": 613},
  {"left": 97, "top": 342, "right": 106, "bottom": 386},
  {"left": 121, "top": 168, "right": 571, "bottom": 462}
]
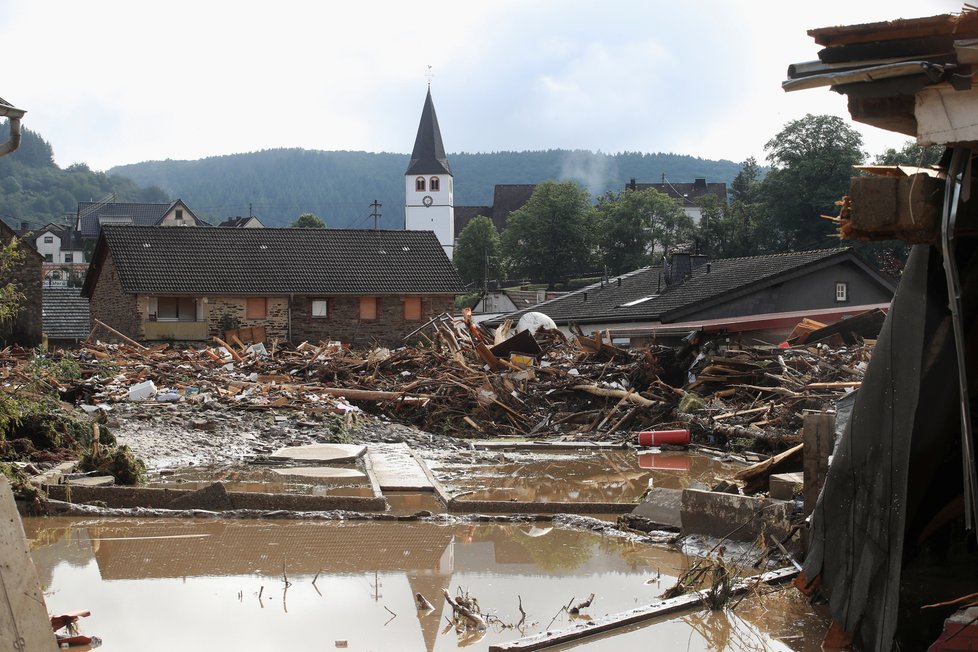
[
  {"left": 874, "top": 140, "right": 944, "bottom": 167},
  {"left": 500, "top": 180, "right": 595, "bottom": 288},
  {"left": 698, "top": 158, "right": 778, "bottom": 258},
  {"left": 291, "top": 212, "right": 326, "bottom": 228},
  {"left": 761, "top": 114, "right": 865, "bottom": 250},
  {"left": 595, "top": 187, "right": 693, "bottom": 274},
  {"left": 453, "top": 215, "right": 501, "bottom": 287}
]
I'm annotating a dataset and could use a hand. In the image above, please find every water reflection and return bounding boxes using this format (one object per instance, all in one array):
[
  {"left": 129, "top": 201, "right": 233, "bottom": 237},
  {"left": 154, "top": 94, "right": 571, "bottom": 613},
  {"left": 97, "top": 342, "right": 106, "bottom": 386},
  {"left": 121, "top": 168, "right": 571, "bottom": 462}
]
[
  {"left": 26, "top": 518, "right": 689, "bottom": 651},
  {"left": 433, "top": 451, "right": 742, "bottom": 503}
]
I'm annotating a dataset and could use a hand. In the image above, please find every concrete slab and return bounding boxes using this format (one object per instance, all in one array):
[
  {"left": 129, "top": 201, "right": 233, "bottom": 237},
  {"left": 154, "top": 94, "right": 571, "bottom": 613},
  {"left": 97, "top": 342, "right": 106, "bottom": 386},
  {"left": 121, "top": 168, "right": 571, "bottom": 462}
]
[
  {"left": 630, "top": 487, "right": 682, "bottom": 528},
  {"left": 269, "top": 443, "right": 366, "bottom": 463},
  {"left": 0, "top": 477, "right": 58, "bottom": 652},
  {"left": 680, "top": 489, "right": 792, "bottom": 543},
  {"left": 770, "top": 472, "right": 804, "bottom": 501},
  {"left": 270, "top": 467, "right": 367, "bottom": 483},
  {"left": 65, "top": 475, "right": 116, "bottom": 487},
  {"left": 367, "top": 443, "right": 434, "bottom": 491}
]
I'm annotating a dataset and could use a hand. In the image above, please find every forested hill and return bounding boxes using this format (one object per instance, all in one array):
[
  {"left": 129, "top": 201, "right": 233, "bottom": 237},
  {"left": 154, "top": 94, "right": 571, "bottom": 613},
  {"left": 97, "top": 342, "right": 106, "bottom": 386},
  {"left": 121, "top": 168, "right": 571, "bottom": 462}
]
[
  {"left": 109, "top": 149, "right": 744, "bottom": 228},
  {"left": 0, "top": 122, "right": 169, "bottom": 231}
]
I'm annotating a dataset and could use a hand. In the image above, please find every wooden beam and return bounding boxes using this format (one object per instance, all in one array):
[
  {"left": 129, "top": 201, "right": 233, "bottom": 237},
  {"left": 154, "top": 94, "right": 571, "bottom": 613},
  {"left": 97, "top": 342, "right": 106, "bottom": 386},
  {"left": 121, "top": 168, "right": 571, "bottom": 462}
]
[{"left": 488, "top": 567, "right": 798, "bottom": 651}]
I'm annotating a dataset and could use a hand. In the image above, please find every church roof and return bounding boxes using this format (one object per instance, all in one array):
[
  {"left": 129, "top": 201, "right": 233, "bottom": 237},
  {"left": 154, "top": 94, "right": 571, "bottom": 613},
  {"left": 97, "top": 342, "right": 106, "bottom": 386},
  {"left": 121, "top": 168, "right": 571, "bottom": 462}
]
[{"left": 406, "top": 88, "right": 452, "bottom": 177}]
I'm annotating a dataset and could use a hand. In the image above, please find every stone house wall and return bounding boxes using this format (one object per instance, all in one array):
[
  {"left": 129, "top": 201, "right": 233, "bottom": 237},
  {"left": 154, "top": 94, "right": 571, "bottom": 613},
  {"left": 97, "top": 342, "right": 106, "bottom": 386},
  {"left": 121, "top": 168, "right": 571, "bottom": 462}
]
[
  {"left": 88, "top": 253, "right": 140, "bottom": 341},
  {"left": 0, "top": 235, "right": 43, "bottom": 347},
  {"left": 291, "top": 294, "right": 455, "bottom": 346},
  {"left": 207, "top": 297, "right": 289, "bottom": 341}
]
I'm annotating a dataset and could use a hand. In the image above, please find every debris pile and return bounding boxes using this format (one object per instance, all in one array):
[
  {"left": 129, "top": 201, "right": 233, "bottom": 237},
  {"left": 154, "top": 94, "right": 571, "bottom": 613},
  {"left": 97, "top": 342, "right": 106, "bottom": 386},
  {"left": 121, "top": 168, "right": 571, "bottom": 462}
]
[{"left": 25, "top": 317, "right": 876, "bottom": 453}]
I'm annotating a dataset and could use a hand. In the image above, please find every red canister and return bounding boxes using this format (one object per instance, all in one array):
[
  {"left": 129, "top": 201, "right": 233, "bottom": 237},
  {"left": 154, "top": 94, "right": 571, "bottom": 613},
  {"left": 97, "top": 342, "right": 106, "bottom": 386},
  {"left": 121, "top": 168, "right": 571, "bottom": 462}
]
[{"left": 637, "top": 429, "right": 690, "bottom": 446}]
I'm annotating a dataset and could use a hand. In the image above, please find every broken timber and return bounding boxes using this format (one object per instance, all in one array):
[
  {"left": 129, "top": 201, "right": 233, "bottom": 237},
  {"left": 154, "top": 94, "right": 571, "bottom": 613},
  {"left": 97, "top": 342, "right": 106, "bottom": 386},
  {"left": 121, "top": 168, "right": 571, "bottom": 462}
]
[{"left": 488, "top": 567, "right": 798, "bottom": 651}]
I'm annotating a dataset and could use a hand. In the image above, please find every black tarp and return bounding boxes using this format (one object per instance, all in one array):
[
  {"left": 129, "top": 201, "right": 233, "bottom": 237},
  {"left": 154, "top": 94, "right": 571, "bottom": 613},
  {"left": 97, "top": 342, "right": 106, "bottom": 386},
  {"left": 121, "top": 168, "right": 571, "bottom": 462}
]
[{"left": 804, "top": 243, "right": 978, "bottom": 650}]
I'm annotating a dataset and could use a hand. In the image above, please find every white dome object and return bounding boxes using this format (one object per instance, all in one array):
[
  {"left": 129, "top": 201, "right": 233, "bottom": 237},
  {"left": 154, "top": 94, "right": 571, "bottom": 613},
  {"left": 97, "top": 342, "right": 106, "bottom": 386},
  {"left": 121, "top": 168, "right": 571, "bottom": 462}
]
[{"left": 516, "top": 311, "right": 556, "bottom": 334}]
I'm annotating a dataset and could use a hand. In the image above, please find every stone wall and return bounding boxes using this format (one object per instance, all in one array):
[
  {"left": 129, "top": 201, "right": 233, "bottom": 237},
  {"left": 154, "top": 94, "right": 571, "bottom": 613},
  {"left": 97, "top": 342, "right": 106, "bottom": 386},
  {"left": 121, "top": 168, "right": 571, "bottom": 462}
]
[
  {"left": 88, "top": 253, "right": 141, "bottom": 341},
  {"left": 291, "top": 294, "right": 456, "bottom": 346},
  {"left": 0, "top": 238, "right": 43, "bottom": 347},
  {"left": 207, "top": 296, "right": 289, "bottom": 341}
]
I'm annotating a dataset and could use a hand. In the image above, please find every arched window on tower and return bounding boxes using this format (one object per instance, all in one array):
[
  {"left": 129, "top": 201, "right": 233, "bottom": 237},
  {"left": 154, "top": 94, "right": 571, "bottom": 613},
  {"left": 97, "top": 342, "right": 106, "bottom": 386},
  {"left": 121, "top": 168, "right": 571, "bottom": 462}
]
[
  {"left": 415, "top": 177, "right": 426, "bottom": 192},
  {"left": 429, "top": 177, "right": 440, "bottom": 192}
]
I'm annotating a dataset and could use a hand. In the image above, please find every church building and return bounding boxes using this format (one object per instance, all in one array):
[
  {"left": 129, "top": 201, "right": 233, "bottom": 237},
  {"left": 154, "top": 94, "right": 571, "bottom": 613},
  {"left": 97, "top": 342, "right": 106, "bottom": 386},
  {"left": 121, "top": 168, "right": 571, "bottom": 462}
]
[{"left": 405, "top": 88, "right": 454, "bottom": 257}]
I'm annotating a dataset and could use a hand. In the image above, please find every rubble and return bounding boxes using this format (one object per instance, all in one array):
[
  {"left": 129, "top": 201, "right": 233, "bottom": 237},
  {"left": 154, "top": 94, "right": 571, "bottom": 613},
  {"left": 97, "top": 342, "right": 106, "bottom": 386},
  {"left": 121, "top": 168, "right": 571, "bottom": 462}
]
[{"left": 0, "top": 314, "right": 877, "bottom": 483}]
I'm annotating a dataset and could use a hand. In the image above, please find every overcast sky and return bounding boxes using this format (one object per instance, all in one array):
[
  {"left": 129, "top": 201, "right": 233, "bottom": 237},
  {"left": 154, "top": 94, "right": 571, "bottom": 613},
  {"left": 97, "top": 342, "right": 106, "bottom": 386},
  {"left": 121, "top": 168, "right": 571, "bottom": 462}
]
[{"left": 0, "top": 0, "right": 959, "bottom": 172}]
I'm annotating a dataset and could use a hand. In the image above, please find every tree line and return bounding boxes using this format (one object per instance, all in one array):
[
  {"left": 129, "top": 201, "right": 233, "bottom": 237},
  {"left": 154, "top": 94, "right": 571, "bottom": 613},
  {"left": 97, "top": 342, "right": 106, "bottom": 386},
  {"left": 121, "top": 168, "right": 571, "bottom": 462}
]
[{"left": 453, "top": 114, "right": 943, "bottom": 289}]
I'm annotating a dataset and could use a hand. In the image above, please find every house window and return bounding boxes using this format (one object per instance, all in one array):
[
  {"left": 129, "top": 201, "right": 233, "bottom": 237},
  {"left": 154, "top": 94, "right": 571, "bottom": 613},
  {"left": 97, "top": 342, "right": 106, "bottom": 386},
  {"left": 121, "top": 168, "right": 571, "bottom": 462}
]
[
  {"left": 246, "top": 297, "right": 268, "bottom": 319},
  {"left": 359, "top": 296, "right": 378, "bottom": 320},
  {"left": 157, "top": 297, "right": 197, "bottom": 321},
  {"left": 430, "top": 177, "right": 440, "bottom": 192},
  {"left": 835, "top": 282, "right": 848, "bottom": 303},
  {"left": 311, "top": 299, "right": 331, "bottom": 318},
  {"left": 43, "top": 235, "right": 53, "bottom": 244},
  {"left": 44, "top": 253, "right": 53, "bottom": 262},
  {"left": 64, "top": 253, "right": 74, "bottom": 263},
  {"left": 175, "top": 209, "right": 184, "bottom": 222},
  {"left": 415, "top": 177, "right": 426, "bottom": 192},
  {"left": 404, "top": 296, "right": 422, "bottom": 321}
]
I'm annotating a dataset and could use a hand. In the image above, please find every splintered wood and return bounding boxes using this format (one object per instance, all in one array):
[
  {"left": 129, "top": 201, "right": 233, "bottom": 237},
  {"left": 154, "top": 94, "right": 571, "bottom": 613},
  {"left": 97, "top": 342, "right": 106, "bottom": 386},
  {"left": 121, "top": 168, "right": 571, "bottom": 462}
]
[{"left": 17, "top": 315, "right": 874, "bottom": 450}]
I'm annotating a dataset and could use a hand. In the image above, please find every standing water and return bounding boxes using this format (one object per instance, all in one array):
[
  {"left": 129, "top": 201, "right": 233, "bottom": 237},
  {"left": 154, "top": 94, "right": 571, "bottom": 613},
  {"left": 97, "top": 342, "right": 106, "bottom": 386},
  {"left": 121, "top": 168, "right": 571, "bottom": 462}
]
[{"left": 26, "top": 516, "right": 827, "bottom": 651}]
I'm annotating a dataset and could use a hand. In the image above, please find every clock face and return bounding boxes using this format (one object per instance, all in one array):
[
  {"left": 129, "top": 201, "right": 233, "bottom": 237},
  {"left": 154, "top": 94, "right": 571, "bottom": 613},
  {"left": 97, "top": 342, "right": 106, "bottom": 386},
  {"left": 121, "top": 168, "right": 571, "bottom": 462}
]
[{"left": 422, "top": 195, "right": 433, "bottom": 207}]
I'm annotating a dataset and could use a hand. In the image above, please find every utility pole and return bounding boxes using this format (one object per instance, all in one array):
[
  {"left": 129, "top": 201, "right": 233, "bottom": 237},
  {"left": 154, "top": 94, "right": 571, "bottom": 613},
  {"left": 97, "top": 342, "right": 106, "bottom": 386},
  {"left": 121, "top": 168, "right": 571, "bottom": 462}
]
[{"left": 370, "top": 200, "right": 382, "bottom": 230}]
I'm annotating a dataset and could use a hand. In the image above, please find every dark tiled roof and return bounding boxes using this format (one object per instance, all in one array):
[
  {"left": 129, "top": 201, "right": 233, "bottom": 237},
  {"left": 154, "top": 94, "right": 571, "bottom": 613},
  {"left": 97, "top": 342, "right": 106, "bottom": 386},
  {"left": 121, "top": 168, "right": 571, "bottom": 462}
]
[
  {"left": 86, "top": 226, "right": 464, "bottom": 296},
  {"left": 491, "top": 248, "right": 886, "bottom": 326},
  {"left": 22, "top": 223, "right": 86, "bottom": 251},
  {"left": 454, "top": 206, "right": 493, "bottom": 235},
  {"left": 405, "top": 88, "right": 452, "bottom": 176},
  {"left": 627, "top": 178, "right": 727, "bottom": 207},
  {"left": 42, "top": 287, "right": 90, "bottom": 340},
  {"left": 492, "top": 184, "right": 536, "bottom": 227},
  {"left": 77, "top": 200, "right": 204, "bottom": 239},
  {"left": 218, "top": 216, "right": 263, "bottom": 228}
]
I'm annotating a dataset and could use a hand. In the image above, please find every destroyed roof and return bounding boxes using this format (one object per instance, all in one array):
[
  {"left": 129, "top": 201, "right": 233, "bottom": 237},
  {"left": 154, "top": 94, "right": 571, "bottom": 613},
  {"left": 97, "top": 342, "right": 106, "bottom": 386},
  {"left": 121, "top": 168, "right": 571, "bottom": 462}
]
[
  {"left": 42, "top": 287, "right": 90, "bottom": 340},
  {"left": 490, "top": 248, "right": 894, "bottom": 326},
  {"left": 83, "top": 225, "right": 464, "bottom": 297},
  {"left": 783, "top": 11, "right": 978, "bottom": 136}
]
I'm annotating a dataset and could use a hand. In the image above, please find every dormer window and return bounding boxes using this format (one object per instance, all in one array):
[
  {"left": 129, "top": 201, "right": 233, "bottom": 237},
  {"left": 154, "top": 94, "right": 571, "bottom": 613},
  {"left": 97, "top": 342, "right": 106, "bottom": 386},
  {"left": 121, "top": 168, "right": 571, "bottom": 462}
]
[
  {"left": 415, "top": 177, "right": 426, "bottom": 192},
  {"left": 430, "top": 177, "right": 440, "bottom": 192}
]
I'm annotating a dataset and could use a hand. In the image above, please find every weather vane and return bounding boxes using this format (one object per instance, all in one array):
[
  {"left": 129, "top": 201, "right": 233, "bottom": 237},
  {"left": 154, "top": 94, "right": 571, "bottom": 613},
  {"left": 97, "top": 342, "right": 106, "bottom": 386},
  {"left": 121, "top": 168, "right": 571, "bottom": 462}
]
[{"left": 425, "top": 65, "right": 433, "bottom": 87}]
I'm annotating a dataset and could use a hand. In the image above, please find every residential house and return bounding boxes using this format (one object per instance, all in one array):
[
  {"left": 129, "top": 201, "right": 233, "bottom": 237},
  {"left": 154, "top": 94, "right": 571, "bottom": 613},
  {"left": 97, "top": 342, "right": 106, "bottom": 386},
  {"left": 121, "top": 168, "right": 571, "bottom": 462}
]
[
  {"left": 42, "top": 287, "right": 90, "bottom": 347},
  {"left": 471, "top": 288, "right": 564, "bottom": 323},
  {"left": 82, "top": 225, "right": 463, "bottom": 346},
  {"left": 626, "top": 177, "right": 728, "bottom": 224},
  {"left": 76, "top": 199, "right": 207, "bottom": 248},
  {"left": 218, "top": 216, "right": 264, "bottom": 228},
  {"left": 488, "top": 248, "right": 895, "bottom": 346},
  {"left": 455, "top": 184, "right": 536, "bottom": 235},
  {"left": 15, "top": 222, "right": 88, "bottom": 287},
  {"left": 0, "top": 220, "right": 42, "bottom": 346}
]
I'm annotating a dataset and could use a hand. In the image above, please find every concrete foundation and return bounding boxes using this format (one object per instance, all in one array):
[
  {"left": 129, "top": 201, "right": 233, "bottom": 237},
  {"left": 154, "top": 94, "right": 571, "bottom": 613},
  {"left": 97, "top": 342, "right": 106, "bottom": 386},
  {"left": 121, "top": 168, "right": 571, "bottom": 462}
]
[{"left": 680, "top": 489, "right": 793, "bottom": 543}]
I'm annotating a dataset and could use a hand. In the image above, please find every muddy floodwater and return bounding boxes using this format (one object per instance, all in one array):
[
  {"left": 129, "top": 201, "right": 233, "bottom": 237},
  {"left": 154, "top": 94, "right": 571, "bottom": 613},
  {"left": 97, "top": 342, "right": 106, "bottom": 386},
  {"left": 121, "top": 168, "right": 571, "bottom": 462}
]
[
  {"left": 430, "top": 450, "right": 744, "bottom": 503},
  {"left": 26, "top": 517, "right": 827, "bottom": 651}
]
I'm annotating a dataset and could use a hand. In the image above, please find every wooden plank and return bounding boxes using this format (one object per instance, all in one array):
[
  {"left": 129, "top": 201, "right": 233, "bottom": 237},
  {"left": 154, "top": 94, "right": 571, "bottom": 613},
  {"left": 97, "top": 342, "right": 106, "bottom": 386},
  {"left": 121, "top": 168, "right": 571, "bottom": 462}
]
[
  {"left": 489, "top": 567, "right": 798, "bottom": 651},
  {"left": 0, "top": 477, "right": 59, "bottom": 652},
  {"left": 803, "top": 414, "right": 835, "bottom": 518}
]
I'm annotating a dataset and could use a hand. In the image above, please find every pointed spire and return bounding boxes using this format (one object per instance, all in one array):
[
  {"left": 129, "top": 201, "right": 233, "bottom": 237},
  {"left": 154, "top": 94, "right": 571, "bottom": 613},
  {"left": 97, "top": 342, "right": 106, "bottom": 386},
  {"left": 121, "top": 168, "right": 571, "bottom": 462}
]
[{"left": 406, "top": 88, "right": 451, "bottom": 176}]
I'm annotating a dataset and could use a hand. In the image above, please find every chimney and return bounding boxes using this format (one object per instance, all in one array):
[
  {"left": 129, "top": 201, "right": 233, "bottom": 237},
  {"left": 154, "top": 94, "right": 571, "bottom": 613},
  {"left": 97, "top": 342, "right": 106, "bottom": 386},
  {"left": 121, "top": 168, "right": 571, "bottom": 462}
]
[
  {"left": 693, "top": 178, "right": 706, "bottom": 190},
  {"left": 670, "top": 252, "right": 692, "bottom": 283},
  {"left": 628, "top": 178, "right": 637, "bottom": 191},
  {"left": 20, "top": 221, "right": 27, "bottom": 231}
]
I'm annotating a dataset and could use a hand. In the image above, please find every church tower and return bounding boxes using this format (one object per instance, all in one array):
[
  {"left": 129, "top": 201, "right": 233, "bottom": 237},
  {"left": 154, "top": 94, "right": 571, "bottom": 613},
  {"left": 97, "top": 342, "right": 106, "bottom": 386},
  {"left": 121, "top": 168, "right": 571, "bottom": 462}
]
[{"left": 405, "top": 87, "right": 454, "bottom": 257}]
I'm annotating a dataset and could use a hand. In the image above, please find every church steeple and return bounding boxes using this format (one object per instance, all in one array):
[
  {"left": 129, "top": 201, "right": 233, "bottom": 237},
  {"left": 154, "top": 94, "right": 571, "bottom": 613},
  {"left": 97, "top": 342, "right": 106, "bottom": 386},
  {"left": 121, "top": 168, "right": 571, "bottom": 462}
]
[
  {"left": 404, "top": 87, "right": 455, "bottom": 257},
  {"left": 406, "top": 88, "right": 452, "bottom": 176}
]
